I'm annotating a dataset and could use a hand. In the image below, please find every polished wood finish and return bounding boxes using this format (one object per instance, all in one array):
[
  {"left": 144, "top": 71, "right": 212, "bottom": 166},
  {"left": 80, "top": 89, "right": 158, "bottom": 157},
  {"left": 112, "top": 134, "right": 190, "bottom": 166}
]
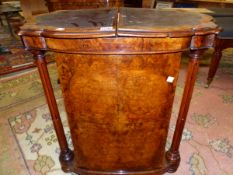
[
  {"left": 45, "top": 0, "right": 123, "bottom": 11},
  {"left": 207, "top": 37, "right": 233, "bottom": 86},
  {"left": 56, "top": 52, "right": 182, "bottom": 174},
  {"left": 19, "top": 8, "right": 219, "bottom": 175},
  {"left": 32, "top": 51, "right": 74, "bottom": 171},
  {"left": 166, "top": 49, "right": 203, "bottom": 172}
]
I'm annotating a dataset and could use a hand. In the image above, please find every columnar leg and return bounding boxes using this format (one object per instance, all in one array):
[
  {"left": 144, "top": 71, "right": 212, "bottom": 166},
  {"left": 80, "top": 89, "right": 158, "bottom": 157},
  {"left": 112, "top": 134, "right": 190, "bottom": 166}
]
[
  {"left": 32, "top": 51, "right": 74, "bottom": 172},
  {"left": 166, "top": 50, "right": 203, "bottom": 173},
  {"left": 207, "top": 39, "right": 223, "bottom": 87}
]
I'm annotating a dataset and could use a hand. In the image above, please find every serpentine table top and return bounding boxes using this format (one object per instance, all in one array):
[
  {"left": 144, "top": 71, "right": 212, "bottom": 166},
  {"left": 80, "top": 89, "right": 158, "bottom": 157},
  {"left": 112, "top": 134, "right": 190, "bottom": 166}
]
[{"left": 20, "top": 7, "right": 218, "bottom": 38}]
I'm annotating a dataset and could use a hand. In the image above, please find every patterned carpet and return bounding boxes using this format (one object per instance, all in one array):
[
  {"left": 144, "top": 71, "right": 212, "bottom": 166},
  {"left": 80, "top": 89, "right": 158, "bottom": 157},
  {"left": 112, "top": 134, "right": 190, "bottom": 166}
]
[
  {"left": 0, "top": 47, "right": 232, "bottom": 175},
  {"left": 0, "top": 26, "right": 34, "bottom": 74},
  {"left": 0, "top": 27, "right": 54, "bottom": 75}
]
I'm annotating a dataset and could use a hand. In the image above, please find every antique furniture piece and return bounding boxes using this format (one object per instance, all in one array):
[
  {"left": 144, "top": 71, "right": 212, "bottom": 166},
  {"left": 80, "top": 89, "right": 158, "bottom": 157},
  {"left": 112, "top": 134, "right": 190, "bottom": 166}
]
[
  {"left": 207, "top": 36, "right": 233, "bottom": 86},
  {"left": 45, "top": 0, "right": 123, "bottom": 11},
  {"left": 206, "top": 9, "right": 233, "bottom": 86},
  {"left": 19, "top": 8, "right": 219, "bottom": 175},
  {"left": 207, "top": 18, "right": 233, "bottom": 86}
]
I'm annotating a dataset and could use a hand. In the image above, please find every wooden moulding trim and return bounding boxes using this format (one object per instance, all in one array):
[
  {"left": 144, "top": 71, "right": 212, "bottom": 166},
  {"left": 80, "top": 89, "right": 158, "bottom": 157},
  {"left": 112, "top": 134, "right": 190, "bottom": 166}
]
[
  {"left": 117, "top": 32, "right": 190, "bottom": 38},
  {"left": 74, "top": 167, "right": 166, "bottom": 175},
  {"left": 41, "top": 27, "right": 218, "bottom": 38},
  {"left": 22, "top": 40, "right": 217, "bottom": 54},
  {"left": 190, "top": 46, "right": 214, "bottom": 50},
  {"left": 192, "top": 27, "right": 221, "bottom": 36},
  {"left": 25, "top": 47, "right": 190, "bottom": 55},
  {"left": 41, "top": 31, "right": 116, "bottom": 39},
  {"left": 24, "top": 47, "right": 47, "bottom": 51},
  {"left": 18, "top": 30, "right": 43, "bottom": 37},
  {"left": 118, "top": 28, "right": 220, "bottom": 38},
  {"left": 20, "top": 35, "right": 218, "bottom": 52},
  {"left": 22, "top": 36, "right": 47, "bottom": 50},
  {"left": 22, "top": 38, "right": 216, "bottom": 54},
  {"left": 18, "top": 29, "right": 116, "bottom": 38},
  {"left": 24, "top": 46, "right": 190, "bottom": 54},
  {"left": 18, "top": 27, "right": 220, "bottom": 39}
]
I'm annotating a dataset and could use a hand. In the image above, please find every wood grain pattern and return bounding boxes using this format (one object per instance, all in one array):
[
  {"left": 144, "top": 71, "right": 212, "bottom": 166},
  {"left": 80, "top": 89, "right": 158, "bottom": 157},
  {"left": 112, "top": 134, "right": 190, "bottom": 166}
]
[
  {"left": 45, "top": 37, "right": 191, "bottom": 54},
  {"left": 207, "top": 37, "right": 233, "bottom": 86},
  {"left": 22, "top": 36, "right": 47, "bottom": 50},
  {"left": 55, "top": 52, "right": 181, "bottom": 172}
]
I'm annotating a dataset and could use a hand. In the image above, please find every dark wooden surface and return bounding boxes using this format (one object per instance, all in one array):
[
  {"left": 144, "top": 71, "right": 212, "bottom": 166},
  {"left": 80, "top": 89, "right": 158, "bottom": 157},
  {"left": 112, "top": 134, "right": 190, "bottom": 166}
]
[
  {"left": 19, "top": 8, "right": 219, "bottom": 175},
  {"left": 118, "top": 8, "right": 217, "bottom": 37},
  {"left": 45, "top": 0, "right": 124, "bottom": 12},
  {"left": 207, "top": 37, "right": 233, "bottom": 86},
  {"left": 36, "top": 8, "right": 116, "bottom": 31}
]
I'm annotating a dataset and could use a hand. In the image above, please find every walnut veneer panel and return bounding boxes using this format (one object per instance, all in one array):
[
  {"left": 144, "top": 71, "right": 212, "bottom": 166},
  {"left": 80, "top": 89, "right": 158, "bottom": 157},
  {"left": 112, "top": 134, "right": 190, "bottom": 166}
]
[
  {"left": 45, "top": 37, "right": 191, "bottom": 53},
  {"left": 55, "top": 52, "right": 181, "bottom": 173}
]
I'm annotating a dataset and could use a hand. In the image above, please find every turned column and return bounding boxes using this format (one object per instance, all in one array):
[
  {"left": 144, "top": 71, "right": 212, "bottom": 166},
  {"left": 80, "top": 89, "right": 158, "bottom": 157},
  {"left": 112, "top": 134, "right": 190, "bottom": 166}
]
[
  {"left": 32, "top": 50, "right": 74, "bottom": 172},
  {"left": 166, "top": 49, "right": 204, "bottom": 173}
]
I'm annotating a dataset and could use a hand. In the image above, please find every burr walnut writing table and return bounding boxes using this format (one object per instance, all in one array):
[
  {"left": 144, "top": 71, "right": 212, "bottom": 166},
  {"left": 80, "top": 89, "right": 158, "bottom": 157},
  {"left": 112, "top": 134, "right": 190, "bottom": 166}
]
[{"left": 19, "top": 8, "right": 219, "bottom": 175}]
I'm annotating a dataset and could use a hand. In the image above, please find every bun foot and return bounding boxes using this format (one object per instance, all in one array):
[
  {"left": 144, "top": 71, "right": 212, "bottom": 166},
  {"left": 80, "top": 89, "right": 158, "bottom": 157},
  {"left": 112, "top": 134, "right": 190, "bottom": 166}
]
[
  {"left": 166, "top": 150, "right": 180, "bottom": 173},
  {"left": 59, "top": 149, "right": 74, "bottom": 173}
]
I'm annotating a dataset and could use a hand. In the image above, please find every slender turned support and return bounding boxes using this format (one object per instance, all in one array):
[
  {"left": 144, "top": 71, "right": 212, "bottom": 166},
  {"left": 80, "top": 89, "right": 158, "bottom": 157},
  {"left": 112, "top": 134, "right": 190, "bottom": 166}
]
[
  {"left": 207, "top": 38, "right": 223, "bottom": 87},
  {"left": 166, "top": 49, "right": 204, "bottom": 173},
  {"left": 32, "top": 50, "right": 74, "bottom": 172}
]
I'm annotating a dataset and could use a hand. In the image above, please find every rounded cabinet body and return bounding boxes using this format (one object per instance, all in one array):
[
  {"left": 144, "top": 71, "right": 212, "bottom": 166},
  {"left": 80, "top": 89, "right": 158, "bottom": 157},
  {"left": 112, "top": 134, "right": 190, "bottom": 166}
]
[{"left": 19, "top": 8, "right": 219, "bottom": 175}]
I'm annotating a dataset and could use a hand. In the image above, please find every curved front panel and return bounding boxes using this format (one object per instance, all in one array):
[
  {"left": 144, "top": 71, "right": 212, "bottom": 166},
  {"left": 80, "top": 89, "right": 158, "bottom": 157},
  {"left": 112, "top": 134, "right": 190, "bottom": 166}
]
[
  {"left": 55, "top": 51, "right": 181, "bottom": 174},
  {"left": 46, "top": 37, "right": 191, "bottom": 54}
]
